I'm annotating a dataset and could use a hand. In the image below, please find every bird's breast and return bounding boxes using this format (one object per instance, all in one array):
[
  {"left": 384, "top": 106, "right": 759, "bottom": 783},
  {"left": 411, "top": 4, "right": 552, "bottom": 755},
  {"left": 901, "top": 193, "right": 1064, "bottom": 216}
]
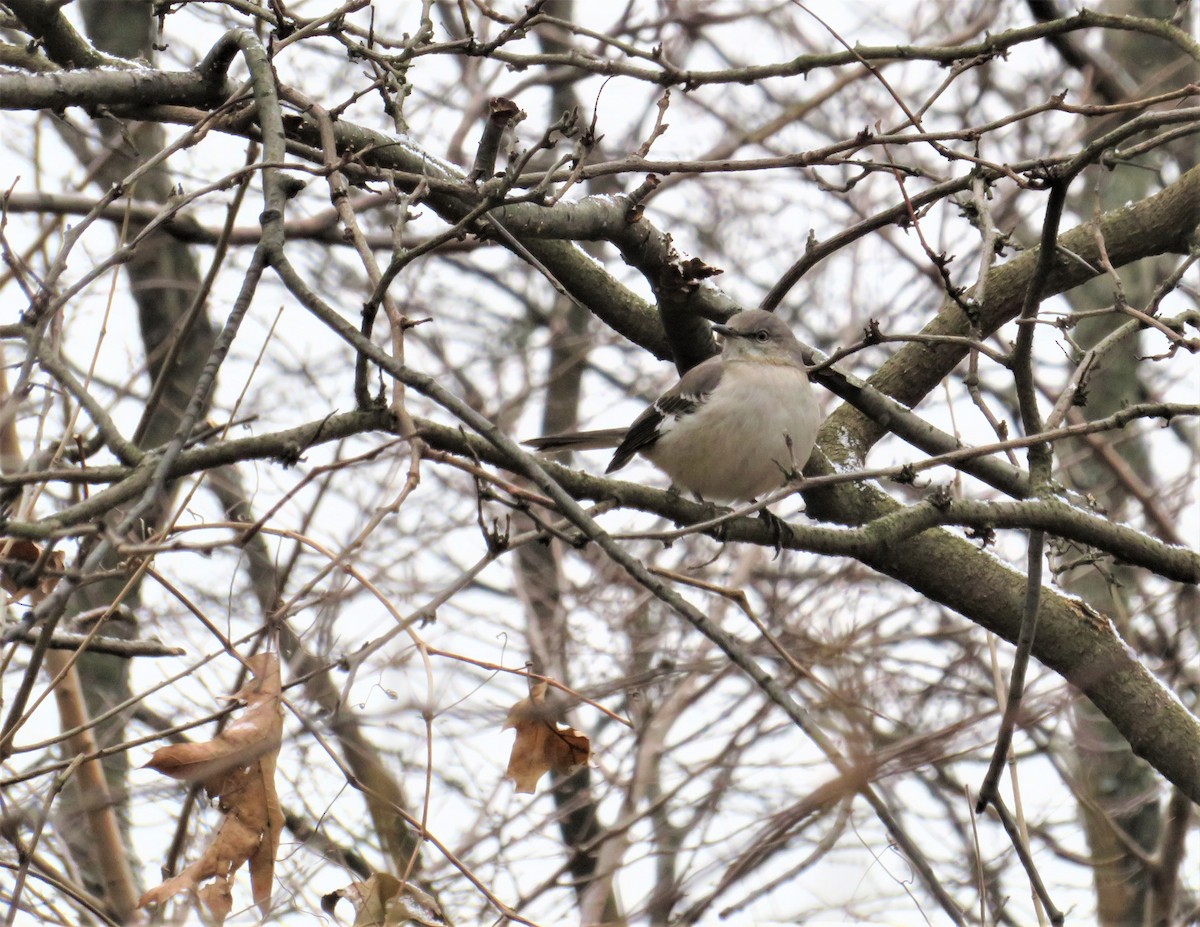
[{"left": 644, "top": 363, "right": 818, "bottom": 502}]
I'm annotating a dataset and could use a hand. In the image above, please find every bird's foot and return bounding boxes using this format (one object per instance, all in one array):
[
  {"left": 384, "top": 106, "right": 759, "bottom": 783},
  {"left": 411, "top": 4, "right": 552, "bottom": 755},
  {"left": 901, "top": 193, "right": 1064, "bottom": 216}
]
[
  {"left": 709, "top": 501, "right": 735, "bottom": 544},
  {"left": 758, "top": 507, "right": 789, "bottom": 558},
  {"left": 690, "top": 492, "right": 736, "bottom": 544}
]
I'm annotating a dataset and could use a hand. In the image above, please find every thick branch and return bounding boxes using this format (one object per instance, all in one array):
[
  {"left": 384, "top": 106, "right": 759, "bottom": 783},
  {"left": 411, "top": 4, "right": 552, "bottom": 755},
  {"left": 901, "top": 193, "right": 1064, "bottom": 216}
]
[
  {"left": 0, "top": 66, "right": 230, "bottom": 110},
  {"left": 409, "top": 419, "right": 1200, "bottom": 803},
  {"left": 827, "top": 163, "right": 1200, "bottom": 459}
]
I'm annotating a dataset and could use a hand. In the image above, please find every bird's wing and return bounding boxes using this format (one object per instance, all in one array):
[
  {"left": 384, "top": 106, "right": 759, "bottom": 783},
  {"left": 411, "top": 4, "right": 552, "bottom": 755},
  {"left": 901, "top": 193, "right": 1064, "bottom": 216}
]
[{"left": 606, "top": 356, "right": 724, "bottom": 473}]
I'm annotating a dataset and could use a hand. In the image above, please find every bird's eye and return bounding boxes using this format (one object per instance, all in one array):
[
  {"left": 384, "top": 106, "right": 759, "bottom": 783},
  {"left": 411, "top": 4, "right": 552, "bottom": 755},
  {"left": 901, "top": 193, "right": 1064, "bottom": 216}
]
[{"left": 755, "top": 329, "right": 770, "bottom": 343}]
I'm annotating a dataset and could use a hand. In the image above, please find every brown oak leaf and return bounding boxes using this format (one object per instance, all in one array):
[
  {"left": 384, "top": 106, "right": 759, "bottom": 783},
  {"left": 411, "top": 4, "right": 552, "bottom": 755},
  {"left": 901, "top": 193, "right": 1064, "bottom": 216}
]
[
  {"left": 502, "top": 681, "right": 591, "bottom": 794},
  {"left": 145, "top": 653, "right": 284, "bottom": 794},
  {"left": 138, "top": 652, "right": 284, "bottom": 923},
  {"left": 0, "top": 540, "right": 64, "bottom": 605},
  {"left": 321, "top": 872, "right": 448, "bottom": 926}
]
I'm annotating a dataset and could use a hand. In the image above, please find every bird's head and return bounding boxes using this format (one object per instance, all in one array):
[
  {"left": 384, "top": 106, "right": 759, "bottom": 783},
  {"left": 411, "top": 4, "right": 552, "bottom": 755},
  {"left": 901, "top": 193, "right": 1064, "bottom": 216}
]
[{"left": 712, "top": 310, "right": 805, "bottom": 366}]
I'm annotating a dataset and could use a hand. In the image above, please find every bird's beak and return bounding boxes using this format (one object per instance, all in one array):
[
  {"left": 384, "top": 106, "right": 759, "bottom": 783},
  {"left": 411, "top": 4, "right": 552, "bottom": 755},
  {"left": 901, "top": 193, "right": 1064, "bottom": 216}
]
[{"left": 711, "top": 321, "right": 738, "bottom": 339}]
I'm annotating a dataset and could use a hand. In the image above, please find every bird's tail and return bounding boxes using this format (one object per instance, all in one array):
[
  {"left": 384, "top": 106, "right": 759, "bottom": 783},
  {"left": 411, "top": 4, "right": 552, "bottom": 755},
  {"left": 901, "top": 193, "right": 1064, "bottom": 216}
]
[{"left": 522, "top": 428, "right": 627, "bottom": 452}]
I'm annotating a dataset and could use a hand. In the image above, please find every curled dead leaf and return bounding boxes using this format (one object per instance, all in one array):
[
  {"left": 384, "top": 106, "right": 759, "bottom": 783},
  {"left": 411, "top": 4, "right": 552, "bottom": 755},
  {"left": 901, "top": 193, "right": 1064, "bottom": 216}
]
[
  {"left": 145, "top": 652, "right": 283, "bottom": 794},
  {"left": 502, "top": 681, "right": 591, "bottom": 794},
  {"left": 0, "top": 539, "right": 65, "bottom": 605},
  {"left": 321, "top": 872, "right": 448, "bottom": 927},
  {"left": 138, "top": 652, "right": 284, "bottom": 924}
]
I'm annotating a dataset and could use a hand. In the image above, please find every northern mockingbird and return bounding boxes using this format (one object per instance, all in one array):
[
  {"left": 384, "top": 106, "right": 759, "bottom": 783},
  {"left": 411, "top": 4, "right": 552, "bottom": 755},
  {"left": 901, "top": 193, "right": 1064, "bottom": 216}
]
[{"left": 525, "top": 309, "right": 819, "bottom": 502}]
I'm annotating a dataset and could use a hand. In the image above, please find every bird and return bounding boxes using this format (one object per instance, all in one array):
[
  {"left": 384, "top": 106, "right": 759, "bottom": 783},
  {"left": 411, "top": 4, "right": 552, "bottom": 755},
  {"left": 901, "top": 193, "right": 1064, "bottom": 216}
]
[{"left": 524, "top": 309, "right": 820, "bottom": 503}]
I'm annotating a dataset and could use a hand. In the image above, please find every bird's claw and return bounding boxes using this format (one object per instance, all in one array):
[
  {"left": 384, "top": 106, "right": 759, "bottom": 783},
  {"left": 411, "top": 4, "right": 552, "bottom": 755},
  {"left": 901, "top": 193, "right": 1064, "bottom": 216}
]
[
  {"left": 758, "top": 508, "right": 789, "bottom": 558},
  {"left": 708, "top": 501, "right": 734, "bottom": 543}
]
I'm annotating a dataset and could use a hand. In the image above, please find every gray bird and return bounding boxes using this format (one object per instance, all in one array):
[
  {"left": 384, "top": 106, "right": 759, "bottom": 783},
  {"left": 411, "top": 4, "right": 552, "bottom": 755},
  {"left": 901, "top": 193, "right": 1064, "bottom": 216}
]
[{"left": 524, "top": 310, "right": 819, "bottom": 503}]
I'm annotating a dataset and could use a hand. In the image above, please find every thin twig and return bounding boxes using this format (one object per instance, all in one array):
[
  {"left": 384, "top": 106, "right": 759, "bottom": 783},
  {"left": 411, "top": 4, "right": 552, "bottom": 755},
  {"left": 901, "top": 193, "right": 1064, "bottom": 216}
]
[{"left": 990, "top": 793, "right": 1065, "bottom": 925}]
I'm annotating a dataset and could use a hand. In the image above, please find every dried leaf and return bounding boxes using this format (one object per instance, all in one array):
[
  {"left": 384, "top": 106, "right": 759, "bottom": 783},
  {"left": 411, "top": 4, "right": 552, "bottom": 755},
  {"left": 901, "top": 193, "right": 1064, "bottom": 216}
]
[
  {"left": 502, "top": 681, "right": 591, "bottom": 794},
  {"left": 0, "top": 540, "right": 64, "bottom": 605},
  {"left": 198, "top": 879, "right": 233, "bottom": 923},
  {"left": 248, "top": 742, "right": 283, "bottom": 910},
  {"left": 321, "top": 873, "right": 448, "bottom": 927},
  {"left": 145, "top": 653, "right": 283, "bottom": 794},
  {"left": 322, "top": 872, "right": 399, "bottom": 926},
  {"left": 677, "top": 255, "right": 723, "bottom": 281},
  {"left": 138, "top": 653, "right": 284, "bottom": 923}
]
